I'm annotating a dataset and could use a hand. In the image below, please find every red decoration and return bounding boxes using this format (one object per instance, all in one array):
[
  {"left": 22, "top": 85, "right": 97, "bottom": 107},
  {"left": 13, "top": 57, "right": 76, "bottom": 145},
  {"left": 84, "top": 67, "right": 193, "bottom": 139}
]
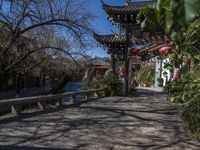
[
  {"left": 159, "top": 46, "right": 172, "bottom": 55},
  {"left": 130, "top": 48, "right": 140, "bottom": 55},
  {"left": 119, "top": 71, "right": 125, "bottom": 77}
]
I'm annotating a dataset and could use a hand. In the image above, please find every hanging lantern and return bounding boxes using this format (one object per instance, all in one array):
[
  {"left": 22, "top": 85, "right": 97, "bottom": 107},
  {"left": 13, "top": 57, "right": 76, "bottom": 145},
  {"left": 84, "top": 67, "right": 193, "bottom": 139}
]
[
  {"left": 159, "top": 46, "right": 172, "bottom": 55},
  {"left": 130, "top": 48, "right": 140, "bottom": 55},
  {"left": 119, "top": 71, "right": 125, "bottom": 78}
]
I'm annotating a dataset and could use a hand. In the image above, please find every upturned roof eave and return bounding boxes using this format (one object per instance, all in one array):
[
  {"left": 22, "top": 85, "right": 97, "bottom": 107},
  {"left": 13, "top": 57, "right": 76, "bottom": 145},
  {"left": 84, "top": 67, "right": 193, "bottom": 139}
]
[
  {"left": 101, "top": 0, "right": 154, "bottom": 14},
  {"left": 93, "top": 32, "right": 127, "bottom": 44}
]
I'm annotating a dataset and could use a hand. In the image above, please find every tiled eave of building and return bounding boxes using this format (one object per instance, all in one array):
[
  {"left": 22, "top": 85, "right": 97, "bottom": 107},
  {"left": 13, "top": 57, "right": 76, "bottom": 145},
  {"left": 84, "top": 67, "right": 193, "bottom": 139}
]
[
  {"left": 138, "top": 43, "right": 173, "bottom": 61},
  {"left": 93, "top": 31, "right": 172, "bottom": 57},
  {"left": 140, "top": 41, "right": 173, "bottom": 53},
  {"left": 102, "top": 0, "right": 153, "bottom": 14},
  {"left": 131, "top": 35, "right": 170, "bottom": 45},
  {"left": 93, "top": 32, "right": 127, "bottom": 46},
  {"left": 147, "top": 43, "right": 173, "bottom": 52}
]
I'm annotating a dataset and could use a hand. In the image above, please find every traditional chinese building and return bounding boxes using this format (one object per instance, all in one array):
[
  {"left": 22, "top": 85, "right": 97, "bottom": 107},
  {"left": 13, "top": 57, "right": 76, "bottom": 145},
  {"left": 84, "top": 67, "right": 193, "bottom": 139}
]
[
  {"left": 94, "top": 0, "right": 173, "bottom": 94},
  {"left": 84, "top": 59, "right": 111, "bottom": 78}
]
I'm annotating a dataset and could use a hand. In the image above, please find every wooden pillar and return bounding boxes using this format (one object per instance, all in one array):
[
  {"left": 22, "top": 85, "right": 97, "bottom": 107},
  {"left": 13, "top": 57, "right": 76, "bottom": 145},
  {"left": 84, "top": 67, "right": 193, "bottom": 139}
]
[
  {"left": 159, "top": 57, "right": 163, "bottom": 78},
  {"left": 125, "top": 24, "right": 130, "bottom": 96},
  {"left": 96, "top": 69, "right": 98, "bottom": 77},
  {"left": 111, "top": 49, "right": 116, "bottom": 75}
]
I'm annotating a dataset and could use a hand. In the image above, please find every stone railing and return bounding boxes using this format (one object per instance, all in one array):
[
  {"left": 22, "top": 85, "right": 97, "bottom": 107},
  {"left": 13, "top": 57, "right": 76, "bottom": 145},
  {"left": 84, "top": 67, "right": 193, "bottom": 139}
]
[{"left": 0, "top": 88, "right": 107, "bottom": 116}]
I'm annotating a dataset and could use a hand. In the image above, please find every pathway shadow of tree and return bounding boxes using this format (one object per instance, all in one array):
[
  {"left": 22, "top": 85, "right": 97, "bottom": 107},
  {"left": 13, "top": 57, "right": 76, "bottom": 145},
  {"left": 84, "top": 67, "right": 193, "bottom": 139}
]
[
  {"left": 0, "top": 91, "right": 199, "bottom": 150},
  {"left": 0, "top": 145, "right": 67, "bottom": 150}
]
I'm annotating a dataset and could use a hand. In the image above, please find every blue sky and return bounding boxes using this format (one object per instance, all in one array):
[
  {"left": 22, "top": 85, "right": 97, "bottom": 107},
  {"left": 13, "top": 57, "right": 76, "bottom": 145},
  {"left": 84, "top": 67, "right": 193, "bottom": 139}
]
[{"left": 87, "top": 0, "right": 125, "bottom": 58}]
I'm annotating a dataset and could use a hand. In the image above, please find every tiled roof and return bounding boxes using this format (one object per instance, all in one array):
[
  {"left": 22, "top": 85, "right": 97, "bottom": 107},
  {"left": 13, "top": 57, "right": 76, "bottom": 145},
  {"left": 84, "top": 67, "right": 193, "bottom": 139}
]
[
  {"left": 93, "top": 32, "right": 127, "bottom": 44},
  {"left": 92, "top": 59, "right": 111, "bottom": 69},
  {"left": 102, "top": 0, "right": 153, "bottom": 14},
  {"left": 93, "top": 62, "right": 110, "bottom": 66},
  {"left": 94, "top": 32, "right": 170, "bottom": 47}
]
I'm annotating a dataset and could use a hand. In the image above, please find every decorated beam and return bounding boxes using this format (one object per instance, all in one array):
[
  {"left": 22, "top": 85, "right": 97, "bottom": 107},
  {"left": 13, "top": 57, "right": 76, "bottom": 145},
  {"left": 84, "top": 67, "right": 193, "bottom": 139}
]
[
  {"left": 139, "top": 42, "right": 174, "bottom": 61},
  {"left": 130, "top": 34, "right": 170, "bottom": 45}
]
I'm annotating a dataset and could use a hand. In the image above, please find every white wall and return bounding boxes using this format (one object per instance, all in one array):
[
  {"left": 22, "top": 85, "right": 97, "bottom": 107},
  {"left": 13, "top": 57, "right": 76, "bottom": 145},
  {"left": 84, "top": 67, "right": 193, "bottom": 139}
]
[{"left": 155, "top": 57, "right": 172, "bottom": 86}]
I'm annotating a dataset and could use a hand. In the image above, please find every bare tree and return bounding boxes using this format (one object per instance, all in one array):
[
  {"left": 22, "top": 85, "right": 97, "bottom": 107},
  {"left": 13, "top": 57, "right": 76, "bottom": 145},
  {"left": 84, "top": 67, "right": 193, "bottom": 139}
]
[{"left": 0, "top": 0, "right": 94, "bottom": 88}]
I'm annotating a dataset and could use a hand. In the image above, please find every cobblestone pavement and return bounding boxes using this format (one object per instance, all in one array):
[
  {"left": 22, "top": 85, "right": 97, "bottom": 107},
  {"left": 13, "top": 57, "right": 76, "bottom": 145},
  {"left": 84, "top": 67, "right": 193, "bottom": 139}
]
[{"left": 0, "top": 89, "right": 200, "bottom": 150}]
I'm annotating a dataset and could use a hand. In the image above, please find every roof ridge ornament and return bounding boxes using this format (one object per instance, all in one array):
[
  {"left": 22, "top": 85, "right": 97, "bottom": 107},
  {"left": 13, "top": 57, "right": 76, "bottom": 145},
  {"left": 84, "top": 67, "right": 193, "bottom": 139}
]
[{"left": 101, "top": 0, "right": 110, "bottom": 9}]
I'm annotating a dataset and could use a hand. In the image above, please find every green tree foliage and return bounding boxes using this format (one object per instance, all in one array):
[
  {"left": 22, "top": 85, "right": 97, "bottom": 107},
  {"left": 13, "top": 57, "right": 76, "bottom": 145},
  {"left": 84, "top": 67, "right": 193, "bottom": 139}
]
[
  {"left": 180, "top": 19, "right": 200, "bottom": 62},
  {"left": 167, "top": 65, "right": 200, "bottom": 139},
  {"left": 137, "top": 0, "right": 200, "bottom": 139},
  {"left": 137, "top": 0, "right": 200, "bottom": 41},
  {"left": 137, "top": 0, "right": 200, "bottom": 67}
]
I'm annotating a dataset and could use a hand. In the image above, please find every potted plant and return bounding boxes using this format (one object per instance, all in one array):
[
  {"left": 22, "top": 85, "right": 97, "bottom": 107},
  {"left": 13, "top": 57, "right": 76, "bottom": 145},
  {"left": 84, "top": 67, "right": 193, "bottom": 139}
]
[{"left": 157, "top": 77, "right": 163, "bottom": 87}]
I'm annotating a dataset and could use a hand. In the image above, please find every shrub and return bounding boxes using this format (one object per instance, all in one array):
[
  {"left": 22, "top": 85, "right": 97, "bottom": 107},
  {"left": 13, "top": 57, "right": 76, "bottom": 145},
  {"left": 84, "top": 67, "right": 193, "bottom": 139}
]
[
  {"left": 101, "top": 74, "right": 123, "bottom": 96},
  {"left": 137, "top": 65, "right": 155, "bottom": 86},
  {"left": 168, "top": 65, "right": 200, "bottom": 139}
]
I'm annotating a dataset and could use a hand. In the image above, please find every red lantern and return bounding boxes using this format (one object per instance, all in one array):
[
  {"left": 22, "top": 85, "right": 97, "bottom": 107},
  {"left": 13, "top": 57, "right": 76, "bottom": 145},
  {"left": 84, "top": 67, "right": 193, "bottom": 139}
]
[
  {"left": 130, "top": 48, "right": 140, "bottom": 55},
  {"left": 159, "top": 46, "right": 172, "bottom": 55},
  {"left": 119, "top": 71, "right": 125, "bottom": 77}
]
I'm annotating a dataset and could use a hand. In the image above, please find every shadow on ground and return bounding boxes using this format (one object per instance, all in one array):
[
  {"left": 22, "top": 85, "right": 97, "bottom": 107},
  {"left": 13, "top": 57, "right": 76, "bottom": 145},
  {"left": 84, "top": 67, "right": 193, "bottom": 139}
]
[{"left": 0, "top": 89, "right": 199, "bottom": 150}]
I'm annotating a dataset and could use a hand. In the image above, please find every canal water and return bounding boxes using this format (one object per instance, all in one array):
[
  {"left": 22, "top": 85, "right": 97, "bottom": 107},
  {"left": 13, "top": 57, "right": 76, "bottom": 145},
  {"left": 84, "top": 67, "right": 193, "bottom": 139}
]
[
  {"left": 64, "top": 81, "right": 86, "bottom": 92},
  {"left": 63, "top": 81, "right": 87, "bottom": 102},
  {"left": 0, "top": 80, "right": 86, "bottom": 100}
]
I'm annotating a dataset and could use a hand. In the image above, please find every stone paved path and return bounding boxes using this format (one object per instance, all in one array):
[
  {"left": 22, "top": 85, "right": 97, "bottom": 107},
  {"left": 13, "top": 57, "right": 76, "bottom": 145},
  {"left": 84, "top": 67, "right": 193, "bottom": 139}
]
[{"left": 0, "top": 89, "right": 200, "bottom": 150}]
